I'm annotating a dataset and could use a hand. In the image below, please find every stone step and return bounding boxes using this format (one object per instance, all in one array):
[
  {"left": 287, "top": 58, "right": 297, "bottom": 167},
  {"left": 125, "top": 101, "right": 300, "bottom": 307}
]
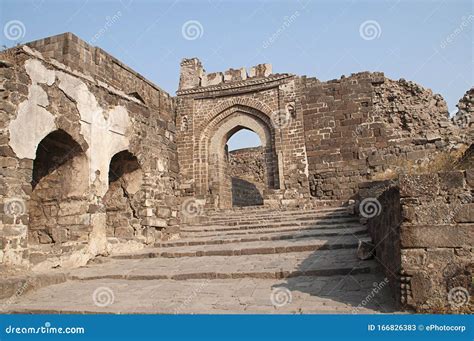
[
  {"left": 180, "top": 222, "right": 365, "bottom": 239},
  {"left": 113, "top": 235, "right": 368, "bottom": 259},
  {"left": 205, "top": 209, "right": 351, "bottom": 220},
  {"left": 201, "top": 210, "right": 353, "bottom": 224},
  {"left": 180, "top": 217, "right": 360, "bottom": 233},
  {"left": 0, "top": 271, "right": 67, "bottom": 301},
  {"left": 205, "top": 206, "right": 350, "bottom": 217},
  {"left": 159, "top": 226, "right": 367, "bottom": 248},
  {"left": 203, "top": 214, "right": 354, "bottom": 226},
  {"left": 1, "top": 274, "right": 396, "bottom": 314},
  {"left": 71, "top": 249, "right": 377, "bottom": 281}
]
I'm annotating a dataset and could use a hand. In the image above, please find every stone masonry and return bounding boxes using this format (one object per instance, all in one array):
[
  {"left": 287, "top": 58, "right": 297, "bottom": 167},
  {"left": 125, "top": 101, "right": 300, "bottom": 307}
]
[
  {"left": 229, "top": 147, "right": 266, "bottom": 207},
  {"left": 0, "top": 32, "right": 472, "bottom": 314}
]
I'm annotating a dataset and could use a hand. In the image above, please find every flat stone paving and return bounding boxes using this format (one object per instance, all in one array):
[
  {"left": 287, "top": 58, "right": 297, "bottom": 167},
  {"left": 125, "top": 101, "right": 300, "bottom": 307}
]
[{"left": 1, "top": 275, "right": 396, "bottom": 314}]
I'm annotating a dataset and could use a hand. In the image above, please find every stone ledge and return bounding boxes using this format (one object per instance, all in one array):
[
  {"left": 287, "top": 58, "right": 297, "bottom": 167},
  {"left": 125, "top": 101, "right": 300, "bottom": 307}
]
[
  {"left": 0, "top": 271, "right": 67, "bottom": 301},
  {"left": 176, "top": 74, "right": 293, "bottom": 96},
  {"left": 400, "top": 223, "right": 474, "bottom": 248}
]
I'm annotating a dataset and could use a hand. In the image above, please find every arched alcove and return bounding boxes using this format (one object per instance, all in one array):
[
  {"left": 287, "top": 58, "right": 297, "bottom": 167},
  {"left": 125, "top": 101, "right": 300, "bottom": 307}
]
[
  {"left": 103, "top": 150, "right": 143, "bottom": 240},
  {"left": 28, "top": 129, "right": 89, "bottom": 245}
]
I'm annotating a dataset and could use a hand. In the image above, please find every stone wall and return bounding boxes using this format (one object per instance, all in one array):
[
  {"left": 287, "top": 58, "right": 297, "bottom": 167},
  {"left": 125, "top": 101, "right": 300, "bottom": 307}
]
[
  {"left": 301, "top": 72, "right": 464, "bottom": 201},
  {"left": 228, "top": 147, "right": 266, "bottom": 206},
  {"left": 0, "top": 35, "right": 179, "bottom": 270},
  {"left": 359, "top": 170, "right": 473, "bottom": 313},
  {"left": 398, "top": 171, "right": 472, "bottom": 313},
  {"left": 452, "top": 87, "right": 473, "bottom": 137},
  {"left": 356, "top": 180, "right": 401, "bottom": 303},
  {"left": 26, "top": 33, "right": 174, "bottom": 121},
  {"left": 176, "top": 58, "right": 310, "bottom": 209}
]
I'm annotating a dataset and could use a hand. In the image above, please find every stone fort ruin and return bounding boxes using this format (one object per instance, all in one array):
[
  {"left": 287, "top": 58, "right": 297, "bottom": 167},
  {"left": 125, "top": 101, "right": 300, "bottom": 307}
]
[{"left": 0, "top": 33, "right": 472, "bottom": 313}]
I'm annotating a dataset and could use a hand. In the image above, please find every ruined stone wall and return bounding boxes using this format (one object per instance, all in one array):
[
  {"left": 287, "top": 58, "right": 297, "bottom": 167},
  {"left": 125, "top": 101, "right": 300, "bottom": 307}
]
[
  {"left": 229, "top": 147, "right": 266, "bottom": 186},
  {"left": 359, "top": 171, "right": 473, "bottom": 313},
  {"left": 301, "top": 72, "right": 464, "bottom": 201},
  {"left": 26, "top": 33, "right": 174, "bottom": 121},
  {"left": 398, "top": 171, "right": 473, "bottom": 313},
  {"left": 356, "top": 180, "right": 402, "bottom": 305},
  {"left": 228, "top": 147, "right": 266, "bottom": 206},
  {"left": 452, "top": 87, "right": 473, "bottom": 136},
  {"left": 0, "top": 37, "right": 178, "bottom": 270}
]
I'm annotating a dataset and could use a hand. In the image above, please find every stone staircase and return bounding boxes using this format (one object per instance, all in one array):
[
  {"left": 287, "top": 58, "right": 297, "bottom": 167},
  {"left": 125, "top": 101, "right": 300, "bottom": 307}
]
[{"left": 0, "top": 206, "right": 397, "bottom": 314}]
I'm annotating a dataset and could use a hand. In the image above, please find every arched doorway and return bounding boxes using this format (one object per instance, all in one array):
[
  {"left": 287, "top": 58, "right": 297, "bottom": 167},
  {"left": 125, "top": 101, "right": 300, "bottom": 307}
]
[
  {"left": 103, "top": 150, "right": 143, "bottom": 240},
  {"left": 200, "top": 106, "right": 280, "bottom": 209},
  {"left": 227, "top": 129, "right": 266, "bottom": 207},
  {"left": 28, "top": 129, "right": 89, "bottom": 245}
]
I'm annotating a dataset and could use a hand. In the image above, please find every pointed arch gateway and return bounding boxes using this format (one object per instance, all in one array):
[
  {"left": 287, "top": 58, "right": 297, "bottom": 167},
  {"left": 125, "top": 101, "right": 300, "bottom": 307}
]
[{"left": 197, "top": 104, "right": 281, "bottom": 209}]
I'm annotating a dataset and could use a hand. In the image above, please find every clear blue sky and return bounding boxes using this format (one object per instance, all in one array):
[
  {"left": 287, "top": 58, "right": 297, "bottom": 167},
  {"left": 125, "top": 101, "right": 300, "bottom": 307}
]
[{"left": 1, "top": 0, "right": 472, "bottom": 150}]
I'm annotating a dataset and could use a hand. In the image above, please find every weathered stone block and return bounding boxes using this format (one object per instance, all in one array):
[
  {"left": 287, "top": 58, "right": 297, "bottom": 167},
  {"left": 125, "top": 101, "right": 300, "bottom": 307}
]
[
  {"left": 401, "top": 224, "right": 473, "bottom": 248},
  {"left": 438, "top": 171, "right": 464, "bottom": 190},
  {"left": 142, "top": 217, "right": 167, "bottom": 228},
  {"left": 454, "top": 204, "right": 474, "bottom": 223},
  {"left": 399, "top": 174, "right": 438, "bottom": 197}
]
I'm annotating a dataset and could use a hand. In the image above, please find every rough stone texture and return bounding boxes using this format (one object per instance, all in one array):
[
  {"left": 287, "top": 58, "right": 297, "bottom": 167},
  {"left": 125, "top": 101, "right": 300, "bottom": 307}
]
[
  {"left": 302, "top": 73, "right": 466, "bottom": 200},
  {"left": 176, "top": 59, "right": 310, "bottom": 209},
  {"left": 0, "top": 32, "right": 472, "bottom": 315},
  {"left": 356, "top": 180, "right": 402, "bottom": 306},
  {"left": 1, "top": 207, "right": 397, "bottom": 314},
  {"left": 398, "top": 170, "right": 473, "bottom": 313},
  {"left": 0, "top": 33, "right": 178, "bottom": 270},
  {"left": 229, "top": 147, "right": 266, "bottom": 206},
  {"left": 452, "top": 87, "right": 473, "bottom": 137},
  {"left": 360, "top": 170, "right": 473, "bottom": 313}
]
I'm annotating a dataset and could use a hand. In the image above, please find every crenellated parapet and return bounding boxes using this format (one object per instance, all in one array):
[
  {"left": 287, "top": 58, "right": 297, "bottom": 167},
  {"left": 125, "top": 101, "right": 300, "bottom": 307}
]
[{"left": 178, "top": 58, "right": 277, "bottom": 91}]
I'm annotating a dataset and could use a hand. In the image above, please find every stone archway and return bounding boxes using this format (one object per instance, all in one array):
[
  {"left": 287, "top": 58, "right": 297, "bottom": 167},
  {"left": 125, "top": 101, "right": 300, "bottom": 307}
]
[
  {"left": 198, "top": 105, "right": 280, "bottom": 209},
  {"left": 227, "top": 129, "right": 266, "bottom": 207},
  {"left": 28, "top": 129, "right": 89, "bottom": 245}
]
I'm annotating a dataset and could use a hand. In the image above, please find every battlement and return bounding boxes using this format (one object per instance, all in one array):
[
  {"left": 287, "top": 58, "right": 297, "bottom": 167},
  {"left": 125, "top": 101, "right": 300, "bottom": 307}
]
[{"left": 178, "top": 57, "right": 273, "bottom": 90}]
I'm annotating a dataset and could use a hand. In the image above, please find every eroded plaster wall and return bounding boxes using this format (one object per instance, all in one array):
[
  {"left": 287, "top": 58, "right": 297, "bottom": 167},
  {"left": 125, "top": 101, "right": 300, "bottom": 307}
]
[{"left": 0, "top": 41, "right": 178, "bottom": 270}]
